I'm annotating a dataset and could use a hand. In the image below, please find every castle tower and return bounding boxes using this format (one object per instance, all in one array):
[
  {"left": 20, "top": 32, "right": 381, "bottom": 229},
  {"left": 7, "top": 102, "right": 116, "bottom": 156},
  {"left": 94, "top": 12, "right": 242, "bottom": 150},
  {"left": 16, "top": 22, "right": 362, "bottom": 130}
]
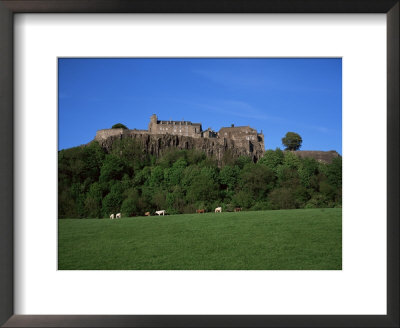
[{"left": 148, "top": 114, "right": 158, "bottom": 133}]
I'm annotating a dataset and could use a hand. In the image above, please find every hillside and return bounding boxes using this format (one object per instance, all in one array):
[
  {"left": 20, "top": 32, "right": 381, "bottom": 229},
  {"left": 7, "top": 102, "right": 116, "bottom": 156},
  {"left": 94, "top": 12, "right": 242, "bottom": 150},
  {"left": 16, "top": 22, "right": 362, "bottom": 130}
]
[{"left": 59, "top": 140, "right": 342, "bottom": 219}]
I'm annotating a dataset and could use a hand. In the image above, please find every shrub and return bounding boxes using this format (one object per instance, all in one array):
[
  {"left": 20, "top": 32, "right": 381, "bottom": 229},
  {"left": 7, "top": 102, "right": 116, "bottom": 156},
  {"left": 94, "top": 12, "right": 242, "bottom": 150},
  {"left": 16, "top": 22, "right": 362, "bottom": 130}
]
[
  {"left": 112, "top": 123, "right": 128, "bottom": 129},
  {"left": 232, "top": 190, "right": 254, "bottom": 209},
  {"left": 305, "top": 194, "right": 329, "bottom": 208},
  {"left": 121, "top": 197, "right": 138, "bottom": 217},
  {"left": 251, "top": 201, "right": 273, "bottom": 211},
  {"left": 268, "top": 187, "right": 297, "bottom": 209}
]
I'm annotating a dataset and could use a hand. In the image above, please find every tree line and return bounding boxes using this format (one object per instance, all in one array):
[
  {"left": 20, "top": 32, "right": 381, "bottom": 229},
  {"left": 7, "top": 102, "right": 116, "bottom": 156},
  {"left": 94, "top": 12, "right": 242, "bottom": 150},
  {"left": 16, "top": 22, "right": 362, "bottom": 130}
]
[{"left": 58, "top": 138, "right": 341, "bottom": 218}]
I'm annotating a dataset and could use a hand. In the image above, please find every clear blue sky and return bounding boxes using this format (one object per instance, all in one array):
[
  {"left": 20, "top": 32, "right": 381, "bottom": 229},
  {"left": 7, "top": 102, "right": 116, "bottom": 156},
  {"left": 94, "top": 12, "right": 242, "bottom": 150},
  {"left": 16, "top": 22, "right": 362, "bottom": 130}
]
[{"left": 59, "top": 58, "right": 342, "bottom": 153}]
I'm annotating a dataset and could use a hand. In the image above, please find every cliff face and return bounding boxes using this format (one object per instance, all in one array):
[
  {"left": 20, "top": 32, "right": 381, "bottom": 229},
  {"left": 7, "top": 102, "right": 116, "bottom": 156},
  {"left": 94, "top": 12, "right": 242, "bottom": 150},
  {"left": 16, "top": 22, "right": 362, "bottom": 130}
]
[
  {"left": 95, "top": 133, "right": 265, "bottom": 162},
  {"left": 92, "top": 131, "right": 340, "bottom": 164}
]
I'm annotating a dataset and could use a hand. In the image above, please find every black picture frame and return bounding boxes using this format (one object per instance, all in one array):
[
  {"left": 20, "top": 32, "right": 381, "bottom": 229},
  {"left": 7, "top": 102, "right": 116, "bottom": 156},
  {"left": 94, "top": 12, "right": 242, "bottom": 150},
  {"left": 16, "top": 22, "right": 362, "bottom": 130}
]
[{"left": 0, "top": 1, "right": 398, "bottom": 327}]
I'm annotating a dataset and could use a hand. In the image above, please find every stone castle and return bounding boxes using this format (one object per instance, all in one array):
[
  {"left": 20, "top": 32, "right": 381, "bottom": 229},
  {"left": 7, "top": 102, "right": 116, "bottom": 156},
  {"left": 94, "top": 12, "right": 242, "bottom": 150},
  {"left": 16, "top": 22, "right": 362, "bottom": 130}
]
[
  {"left": 97, "top": 114, "right": 264, "bottom": 145},
  {"left": 93, "top": 114, "right": 339, "bottom": 164},
  {"left": 95, "top": 114, "right": 265, "bottom": 161}
]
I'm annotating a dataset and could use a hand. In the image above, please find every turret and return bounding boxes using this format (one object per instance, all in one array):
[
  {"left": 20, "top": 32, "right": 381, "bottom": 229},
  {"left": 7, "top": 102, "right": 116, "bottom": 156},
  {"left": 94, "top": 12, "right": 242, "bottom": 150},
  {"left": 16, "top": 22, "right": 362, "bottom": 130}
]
[{"left": 149, "top": 114, "right": 158, "bottom": 133}]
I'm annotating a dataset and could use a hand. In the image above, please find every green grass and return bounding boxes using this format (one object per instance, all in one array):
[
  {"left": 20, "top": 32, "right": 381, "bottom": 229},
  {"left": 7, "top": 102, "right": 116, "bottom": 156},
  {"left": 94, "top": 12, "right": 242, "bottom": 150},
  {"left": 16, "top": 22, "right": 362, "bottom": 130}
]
[{"left": 58, "top": 208, "right": 341, "bottom": 270}]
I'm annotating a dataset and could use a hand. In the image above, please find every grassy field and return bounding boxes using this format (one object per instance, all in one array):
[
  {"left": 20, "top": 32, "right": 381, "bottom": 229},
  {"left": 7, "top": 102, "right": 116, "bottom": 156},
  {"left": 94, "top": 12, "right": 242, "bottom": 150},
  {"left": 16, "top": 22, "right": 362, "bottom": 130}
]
[{"left": 58, "top": 208, "right": 341, "bottom": 270}]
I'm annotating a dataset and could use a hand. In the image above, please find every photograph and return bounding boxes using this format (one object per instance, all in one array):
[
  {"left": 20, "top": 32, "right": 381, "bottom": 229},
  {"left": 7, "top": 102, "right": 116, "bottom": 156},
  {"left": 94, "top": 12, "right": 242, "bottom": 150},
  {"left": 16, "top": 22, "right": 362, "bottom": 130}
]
[{"left": 58, "top": 58, "right": 342, "bottom": 270}]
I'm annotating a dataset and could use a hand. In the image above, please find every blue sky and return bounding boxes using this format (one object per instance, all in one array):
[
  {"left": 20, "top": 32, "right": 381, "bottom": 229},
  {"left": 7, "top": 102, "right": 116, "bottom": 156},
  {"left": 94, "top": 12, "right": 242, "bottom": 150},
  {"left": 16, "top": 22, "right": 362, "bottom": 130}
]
[{"left": 59, "top": 58, "right": 342, "bottom": 153}]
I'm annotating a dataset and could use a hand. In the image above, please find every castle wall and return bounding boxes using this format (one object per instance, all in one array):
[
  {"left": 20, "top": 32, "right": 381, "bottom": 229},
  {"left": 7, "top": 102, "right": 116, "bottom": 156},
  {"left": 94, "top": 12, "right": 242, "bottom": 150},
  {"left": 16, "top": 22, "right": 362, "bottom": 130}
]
[
  {"left": 149, "top": 114, "right": 203, "bottom": 138},
  {"left": 95, "top": 128, "right": 126, "bottom": 141},
  {"left": 151, "top": 122, "right": 202, "bottom": 138},
  {"left": 129, "top": 129, "right": 149, "bottom": 135}
]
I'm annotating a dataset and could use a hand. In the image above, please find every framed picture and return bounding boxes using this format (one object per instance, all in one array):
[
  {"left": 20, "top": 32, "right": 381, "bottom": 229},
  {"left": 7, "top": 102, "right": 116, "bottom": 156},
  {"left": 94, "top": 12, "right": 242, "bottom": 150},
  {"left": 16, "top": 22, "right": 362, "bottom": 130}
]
[{"left": 0, "top": 0, "right": 398, "bottom": 327}]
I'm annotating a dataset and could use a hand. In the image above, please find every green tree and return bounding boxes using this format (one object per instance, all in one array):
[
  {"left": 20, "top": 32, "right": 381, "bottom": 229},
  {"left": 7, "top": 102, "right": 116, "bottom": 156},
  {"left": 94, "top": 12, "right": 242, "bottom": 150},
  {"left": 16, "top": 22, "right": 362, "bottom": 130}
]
[
  {"left": 99, "top": 154, "right": 128, "bottom": 183},
  {"left": 181, "top": 166, "right": 201, "bottom": 190},
  {"left": 282, "top": 132, "right": 302, "bottom": 151},
  {"left": 58, "top": 190, "right": 77, "bottom": 218},
  {"left": 121, "top": 189, "right": 140, "bottom": 216},
  {"left": 235, "top": 155, "right": 252, "bottom": 169},
  {"left": 69, "top": 183, "right": 86, "bottom": 218},
  {"left": 133, "top": 166, "right": 151, "bottom": 187},
  {"left": 305, "top": 194, "right": 329, "bottom": 208},
  {"left": 84, "top": 182, "right": 103, "bottom": 218},
  {"left": 112, "top": 123, "right": 128, "bottom": 129},
  {"left": 149, "top": 166, "right": 164, "bottom": 187},
  {"left": 258, "top": 148, "right": 284, "bottom": 172},
  {"left": 298, "top": 158, "right": 318, "bottom": 188},
  {"left": 166, "top": 186, "right": 186, "bottom": 213},
  {"left": 326, "top": 157, "right": 342, "bottom": 189},
  {"left": 58, "top": 143, "right": 104, "bottom": 186},
  {"left": 164, "top": 158, "right": 187, "bottom": 188},
  {"left": 219, "top": 165, "right": 240, "bottom": 191},
  {"left": 186, "top": 173, "right": 220, "bottom": 205},
  {"left": 152, "top": 191, "right": 167, "bottom": 210},
  {"left": 268, "top": 187, "right": 297, "bottom": 209},
  {"left": 239, "top": 164, "right": 276, "bottom": 200},
  {"left": 232, "top": 190, "right": 254, "bottom": 209},
  {"left": 282, "top": 151, "right": 301, "bottom": 169},
  {"left": 102, "top": 192, "right": 122, "bottom": 216}
]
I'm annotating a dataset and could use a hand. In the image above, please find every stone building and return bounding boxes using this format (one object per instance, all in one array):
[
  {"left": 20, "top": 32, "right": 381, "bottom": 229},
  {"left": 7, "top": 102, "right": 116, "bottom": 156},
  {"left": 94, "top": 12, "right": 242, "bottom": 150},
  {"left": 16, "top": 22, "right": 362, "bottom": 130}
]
[
  {"left": 202, "top": 128, "right": 218, "bottom": 138},
  {"left": 148, "top": 114, "right": 203, "bottom": 138},
  {"left": 219, "top": 124, "right": 264, "bottom": 144},
  {"left": 95, "top": 114, "right": 265, "bottom": 160}
]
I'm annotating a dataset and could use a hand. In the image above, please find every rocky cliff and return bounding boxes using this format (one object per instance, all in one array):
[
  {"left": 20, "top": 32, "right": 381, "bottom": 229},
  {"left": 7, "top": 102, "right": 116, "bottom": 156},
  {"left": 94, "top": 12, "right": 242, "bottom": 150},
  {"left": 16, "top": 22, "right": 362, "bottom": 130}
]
[
  {"left": 92, "top": 132, "right": 340, "bottom": 165},
  {"left": 94, "top": 133, "right": 265, "bottom": 162}
]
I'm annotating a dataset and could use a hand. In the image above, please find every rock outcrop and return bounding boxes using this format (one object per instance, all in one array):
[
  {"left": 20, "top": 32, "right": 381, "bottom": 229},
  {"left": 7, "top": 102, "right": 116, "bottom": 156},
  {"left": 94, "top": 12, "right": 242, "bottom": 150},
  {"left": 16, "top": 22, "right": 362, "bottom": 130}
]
[
  {"left": 92, "top": 125, "right": 340, "bottom": 165},
  {"left": 94, "top": 132, "right": 265, "bottom": 163}
]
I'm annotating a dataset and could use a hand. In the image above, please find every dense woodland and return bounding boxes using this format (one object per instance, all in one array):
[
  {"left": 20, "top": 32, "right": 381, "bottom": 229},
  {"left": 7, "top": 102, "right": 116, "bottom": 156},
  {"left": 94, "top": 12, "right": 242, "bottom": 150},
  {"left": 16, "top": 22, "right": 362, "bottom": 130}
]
[{"left": 58, "top": 139, "right": 342, "bottom": 218}]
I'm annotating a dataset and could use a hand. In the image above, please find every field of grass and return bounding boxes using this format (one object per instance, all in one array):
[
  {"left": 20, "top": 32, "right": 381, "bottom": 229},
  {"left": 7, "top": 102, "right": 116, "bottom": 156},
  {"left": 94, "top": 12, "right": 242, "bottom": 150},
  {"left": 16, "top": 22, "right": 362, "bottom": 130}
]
[{"left": 58, "top": 208, "right": 341, "bottom": 270}]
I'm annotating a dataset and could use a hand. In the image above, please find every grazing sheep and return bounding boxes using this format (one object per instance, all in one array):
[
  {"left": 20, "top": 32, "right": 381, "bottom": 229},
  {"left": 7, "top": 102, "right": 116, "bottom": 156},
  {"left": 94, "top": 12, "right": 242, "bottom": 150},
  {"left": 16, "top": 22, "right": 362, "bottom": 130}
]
[
  {"left": 196, "top": 209, "right": 205, "bottom": 214},
  {"left": 116, "top": 213, "right": 121, "bottom": 219},
  {"left": 145, "top": 212, "right": 151, "bottom": 216},
  {"left": 155, "top": 210, "right": 166, "bottom": 216},
  {"left": 110, "top": 214, "right": 115, "bottom": 220},
  {"left": 215, "top": 207, "right": 222, "bottom": 213},
  {"left": 234, "top": 207, "right": 242, "bottom": 212}
]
